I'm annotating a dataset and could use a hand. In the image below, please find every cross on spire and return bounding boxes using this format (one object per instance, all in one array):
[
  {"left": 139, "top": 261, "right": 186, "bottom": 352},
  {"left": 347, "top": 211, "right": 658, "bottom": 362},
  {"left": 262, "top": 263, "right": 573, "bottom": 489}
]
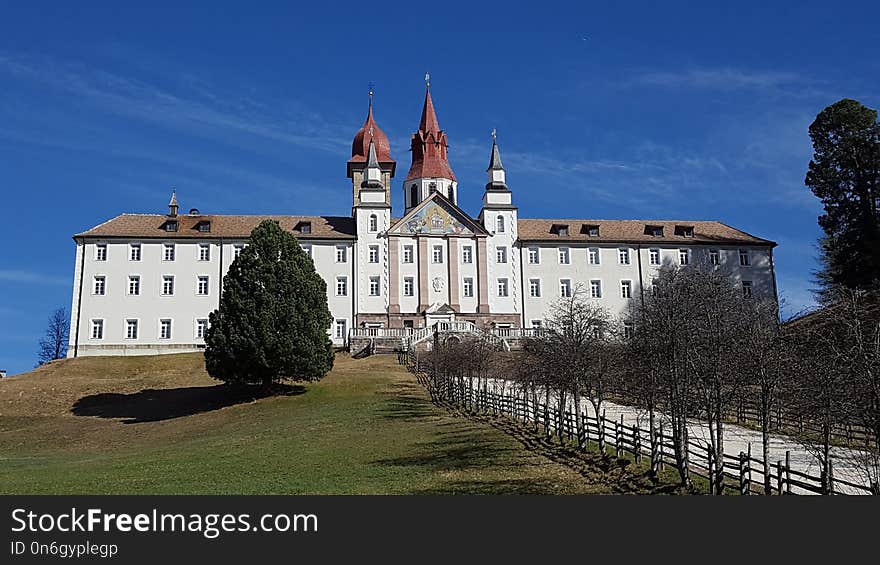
[
  {"left": 491, "top": 128, "right": 497, "bottom": 141},
  {"left": 425, "top": 72, "right": 430, "bottom": 88}
]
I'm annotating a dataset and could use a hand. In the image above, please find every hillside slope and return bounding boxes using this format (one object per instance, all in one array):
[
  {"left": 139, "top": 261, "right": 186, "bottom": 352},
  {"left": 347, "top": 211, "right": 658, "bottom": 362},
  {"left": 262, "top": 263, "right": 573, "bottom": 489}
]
[{"left": 0, "top": 353, "right": 604, "bottom": 494}]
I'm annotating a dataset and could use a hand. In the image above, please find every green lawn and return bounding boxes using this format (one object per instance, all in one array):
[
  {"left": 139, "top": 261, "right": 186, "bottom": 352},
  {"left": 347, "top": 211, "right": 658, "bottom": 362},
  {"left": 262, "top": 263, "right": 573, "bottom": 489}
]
[{"left": 0, "top": 352, "right": 619, "bottom": 494}]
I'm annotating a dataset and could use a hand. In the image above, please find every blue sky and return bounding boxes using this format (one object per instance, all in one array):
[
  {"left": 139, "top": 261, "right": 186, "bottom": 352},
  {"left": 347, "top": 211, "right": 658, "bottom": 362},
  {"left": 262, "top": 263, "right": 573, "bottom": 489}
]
[{"left": 1, "top": 2, "right": 878, "bottom": 374}]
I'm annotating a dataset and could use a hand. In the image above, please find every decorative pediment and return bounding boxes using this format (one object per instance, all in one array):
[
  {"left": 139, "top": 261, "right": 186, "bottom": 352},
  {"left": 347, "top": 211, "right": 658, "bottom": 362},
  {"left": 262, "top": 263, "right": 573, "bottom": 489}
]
[{"left": 389, "top": 193, "right": 487, "bottom": 236}]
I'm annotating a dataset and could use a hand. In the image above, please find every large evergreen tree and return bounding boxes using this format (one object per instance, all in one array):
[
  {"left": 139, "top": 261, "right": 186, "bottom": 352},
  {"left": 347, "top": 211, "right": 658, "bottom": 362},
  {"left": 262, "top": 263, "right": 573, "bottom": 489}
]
[
  {"left": 806, "top": 98, "right": 880, "bottom": 299},
  {"left": 204, "top": 220, "right": 334, "bottom": 386}
]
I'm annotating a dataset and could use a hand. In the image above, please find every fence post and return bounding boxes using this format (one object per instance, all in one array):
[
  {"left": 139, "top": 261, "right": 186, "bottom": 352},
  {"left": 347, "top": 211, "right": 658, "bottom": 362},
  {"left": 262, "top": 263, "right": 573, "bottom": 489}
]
[
  {"left": 785, "top": 451, "right": 792, "bottom": 495},
  {"left": 649, "top": 423, "right": 658, "bottom": 474},
  {"left": 599, "top": 409, "right": 606, "bottom": 454},
  {"left": 776, "top": 460, "right": 784, "bottom": 495},
  {"left": 634, "top": 425, "right": 642, "bottom": 464},
  {"left": 614, "top": 414, "right": 623, "bottom": 459},
  {"left": 746, "top": 442, "right": 752, "bottom": 495},
  {"left": 827, "top": 458, "right": 835, "bottom": 495},
  {"left": 739, "top": 452, "right": 747, "bottom": 495},
  {"left": 707, "top": 445, "right": 714, "bottom": 494},
  {"left": 658, "top": 421, "right": 665, "bottom": 472}
]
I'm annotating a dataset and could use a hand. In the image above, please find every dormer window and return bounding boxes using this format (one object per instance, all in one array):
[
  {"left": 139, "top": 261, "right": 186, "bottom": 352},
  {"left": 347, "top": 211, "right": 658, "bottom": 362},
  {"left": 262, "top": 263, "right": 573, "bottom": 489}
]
[
  {"left": 197, "top": 221, "right": 211, "bottom": 233},
  {"left": 645, "top": 225, "right": 664, "bottom": 237},
  {"left": 295, "top": 221, "right": 312, "bottom": 234},
  {"left": 582, "top": 224, "right": 600, "bottom": 237},
  {"left": 552, "top": 224, "right": 569, "bottom": 237},
  {"left": 164, "top": 220, "right": 178, "bottom": 232},
  {"left": 675, "top": 225, "right": 694, "bottom": 238}
]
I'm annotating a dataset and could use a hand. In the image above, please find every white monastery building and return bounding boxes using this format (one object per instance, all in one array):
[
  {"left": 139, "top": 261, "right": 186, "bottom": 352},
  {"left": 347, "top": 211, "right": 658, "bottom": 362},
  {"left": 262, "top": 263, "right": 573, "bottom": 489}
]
[{"left": 67, "top": 85, "right": 778, "bottom": 357}]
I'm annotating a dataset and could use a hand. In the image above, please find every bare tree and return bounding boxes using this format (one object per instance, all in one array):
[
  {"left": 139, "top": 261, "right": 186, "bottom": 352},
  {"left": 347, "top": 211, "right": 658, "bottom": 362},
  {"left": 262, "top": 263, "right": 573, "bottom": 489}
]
[
  {"left": 37, "top": 307, "right": 69, "bottom": 366},
  {"left": 740, "top": 297, "right": 788, "bottom": 494}
]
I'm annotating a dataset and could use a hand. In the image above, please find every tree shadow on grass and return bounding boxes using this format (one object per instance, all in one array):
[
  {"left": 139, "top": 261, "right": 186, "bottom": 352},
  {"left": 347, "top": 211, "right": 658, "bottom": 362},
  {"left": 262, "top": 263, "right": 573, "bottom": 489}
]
[
  {"left": 71, "top": 384, "right": 305, "bottom": 424},
  {"left": 375, "top": 384, "right": 439, "bottom": 422}
]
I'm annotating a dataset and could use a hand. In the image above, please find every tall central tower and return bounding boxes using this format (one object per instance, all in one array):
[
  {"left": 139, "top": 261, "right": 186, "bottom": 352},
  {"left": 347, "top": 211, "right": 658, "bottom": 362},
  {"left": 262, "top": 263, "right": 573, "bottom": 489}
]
[{"left": 403, "top": 85, "right": 458, "bottom": 212}]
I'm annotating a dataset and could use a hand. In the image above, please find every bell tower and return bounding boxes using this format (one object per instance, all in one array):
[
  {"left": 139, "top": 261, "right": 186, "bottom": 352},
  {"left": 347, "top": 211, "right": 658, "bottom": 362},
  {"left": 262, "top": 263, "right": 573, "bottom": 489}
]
[
  {"left": 403, "top": 77, "right": 458, "bottom": 213},
  {"left": 348, "top": 90, "right": 395, "bottom": 209}
]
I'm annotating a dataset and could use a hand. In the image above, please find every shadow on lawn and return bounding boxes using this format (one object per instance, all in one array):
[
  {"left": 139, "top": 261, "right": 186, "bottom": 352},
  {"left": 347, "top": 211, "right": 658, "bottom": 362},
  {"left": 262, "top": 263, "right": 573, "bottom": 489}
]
[{"left": 71, "top": 384, "right": 305, "bottom": 424}]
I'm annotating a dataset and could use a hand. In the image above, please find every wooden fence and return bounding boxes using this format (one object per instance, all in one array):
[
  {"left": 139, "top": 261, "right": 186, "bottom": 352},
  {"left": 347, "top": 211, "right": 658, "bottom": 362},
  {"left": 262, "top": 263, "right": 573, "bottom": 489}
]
[{"left": 399, "top": 351, "right": 877, "bottom": 495}]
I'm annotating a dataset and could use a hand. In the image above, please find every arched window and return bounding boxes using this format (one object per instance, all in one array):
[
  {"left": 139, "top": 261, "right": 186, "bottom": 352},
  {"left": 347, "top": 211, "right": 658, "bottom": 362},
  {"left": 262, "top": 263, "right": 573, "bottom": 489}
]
[
  {"left": 409, "top": 184, "right": 418, "bottom": 207},
  {"left": 496, "top": 215, "right": 505, "bottom": 233},
  {"left": 369, "top": 214, "right": 378, "bottom": 232}
]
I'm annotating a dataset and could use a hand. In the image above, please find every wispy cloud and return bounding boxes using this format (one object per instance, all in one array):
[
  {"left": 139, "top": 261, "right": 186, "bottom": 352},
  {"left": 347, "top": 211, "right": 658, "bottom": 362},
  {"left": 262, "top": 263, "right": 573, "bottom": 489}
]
[
  {"left": 0, "top": 52, "right": 351, "bottom": 156},
  {"left": 0, "top": 270, "right": 69, "bottom": 286},
  {"left": 626, "top": 68, "right": 807, "bottom": 91}
]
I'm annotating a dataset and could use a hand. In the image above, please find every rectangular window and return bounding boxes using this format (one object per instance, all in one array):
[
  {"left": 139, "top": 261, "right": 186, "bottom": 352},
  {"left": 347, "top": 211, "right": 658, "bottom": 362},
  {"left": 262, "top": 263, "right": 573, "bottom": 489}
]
[
  {"left": 618, "top": 248, "right": 631, "bottom": 265},
  {"left": 162, "top": 275, "right": 174, "bottom": 296},
  {"left": 93, "top": 276, "right": 106, "bottom": 295},
  {"left": 623, "top": 322, "right": 634, "bottom": 339},
  {"left": 529, "top": 278, "right": 541, "bottom": 297},
  {"left": 463, "top": 277, "right": 474, "bottom": 298},
  {"left": 369, "top": 276, "right": 380, "bottom": 296},
  {"left": 95, "top": 244, "right": 107, "bottom": 261},
  {"left": 126, "top": 319, "right": 138, "bottom": 340},
  {"left": 651, "top": 278, "right": 659, "bottom": 296},
  {"left": 432, "top": 245, "right": 443, "bottom": 263},
  {"left": 462, "top": 246, "right": 473, "bottom": 264},
  {"left": 403, "top": 277, "right": 414, "bottom": 297},
  {"left": 196, "top": 319, "right": 208, "bottom": 339},
  {"left": 128, "top": 275, "right": 140, "bottom": 296},
  {"left": 129, "top": 243, "right": 141, "bottom": 262},
  {"left": 234, "top": 245, "right": 244, "bottom": 259},
  {"left": 710, "top": 249, "right": 720, "bottom": 266},
  {"left": 91, "top": 319, "right": 104, "bottom": 340},
  {"left": 301, "top": 244, "right": 312, "bottom": 258},
  {"left": 159, "top": 319, "right": 172, "bottom": 340},
  {"left": 369, "top": 245, "right": 380, "bottom": 263},
  {"left": 588, "top": 248, "right": 600, "bottom": 265},
  {"left": 496, "top": 246, "right": 507, "bottom": 264},
  {"left": 163, "top": 243, "right": 175, "bottom": 261},
  {"left": 531, "top": 320, "right": 543, "bottom": 329},
  {"left": 199, "top": 244, "right": 210, "bottom": 261},
  {"left": 560, "top": 279, "right": 572, "bottom": 298},
  {"left": 620, "top": 280, "right": 632, "bottom": 299},
  {"left": 679, "top": 249, "right": 690, "bottom": 265},
  {"left": 528, "top": 247, "right": 540, "bottom": 264},
  {"left": 742, "top": 280, "right": 753, "bottom": 299},
  {"left": 497, "top": 278, "right": 509, "bottom": 297},
  {"left": 739, "top": 249, "right": 751, "bottom": 267},
  {"left": 590, "top": 279, "right": 602, "bottom": 298},
  {"left": 197, "top": 276, "right": 209, "bottom": 296},
  {"left": 336, "top": 277, "right": 348, "bottom": 296},
  {"left": 403, "top": 245, "right": 414, "bottom": 263},
  {"left": 558, "top": 247, "right": 570, "bottom": 264},
  {"left": 334, "top": 319, "right": 347, "bottom": 340},
  {"left": 335, "top": 246, "right": 347, "bottom": 263},
  {"left": 649, "top": 248, "right": 660, "bottom": 266}
]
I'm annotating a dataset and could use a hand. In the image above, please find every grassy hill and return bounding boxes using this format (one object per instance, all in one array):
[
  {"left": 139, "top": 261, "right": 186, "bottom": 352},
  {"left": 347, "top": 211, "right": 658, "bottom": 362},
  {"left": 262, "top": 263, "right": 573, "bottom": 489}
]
[{"left": 0, "top": 352, "right": 615, "bottom": 494}]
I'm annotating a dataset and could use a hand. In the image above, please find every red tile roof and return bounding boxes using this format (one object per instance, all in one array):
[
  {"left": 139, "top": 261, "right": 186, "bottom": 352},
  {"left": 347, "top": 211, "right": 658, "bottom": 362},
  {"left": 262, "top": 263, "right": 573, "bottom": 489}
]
[
  {"left": 516, "top": 219, "right": 775, "bottom": 246},
  {"left": 76, "top": 214, "right": 356, "bottom": 240}
]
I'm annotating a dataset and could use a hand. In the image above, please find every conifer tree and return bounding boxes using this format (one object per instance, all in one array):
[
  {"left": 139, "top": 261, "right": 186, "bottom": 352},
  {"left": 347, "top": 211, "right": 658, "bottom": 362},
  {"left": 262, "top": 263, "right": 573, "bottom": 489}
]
[{"left": 205, "top": 220, "right": 334, "bottom": 386}]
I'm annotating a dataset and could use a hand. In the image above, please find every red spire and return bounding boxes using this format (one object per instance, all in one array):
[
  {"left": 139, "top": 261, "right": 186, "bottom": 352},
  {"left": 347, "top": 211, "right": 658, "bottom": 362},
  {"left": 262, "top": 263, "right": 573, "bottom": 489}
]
[
  {"left": 419, "top": 88, "right": 441, "bottom": 133},
  {"left": 406, "top": 86, "right": 457, "bottom": 182}
]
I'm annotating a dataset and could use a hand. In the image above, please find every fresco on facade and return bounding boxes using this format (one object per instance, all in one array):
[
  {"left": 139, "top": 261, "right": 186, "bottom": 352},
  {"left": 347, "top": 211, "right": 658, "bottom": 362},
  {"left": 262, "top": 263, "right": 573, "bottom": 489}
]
[{"left": 401, "top": 200, "right": 471, "bottom": 235}]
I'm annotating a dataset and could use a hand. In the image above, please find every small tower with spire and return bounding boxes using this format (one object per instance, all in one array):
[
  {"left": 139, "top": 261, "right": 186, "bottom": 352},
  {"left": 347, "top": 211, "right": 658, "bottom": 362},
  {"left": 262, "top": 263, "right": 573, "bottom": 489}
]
[
  {"left": 480, "top": 131, "right": 517, "bottom": 234},
  {"left": 404, "top": 77, "right": 458, "bottom": 212},
  {"left": 168, "top": 189, "right": 179, "bottom": 217},
  {"left": 348, "top": 88, "right": 395, "bottom": 208}
]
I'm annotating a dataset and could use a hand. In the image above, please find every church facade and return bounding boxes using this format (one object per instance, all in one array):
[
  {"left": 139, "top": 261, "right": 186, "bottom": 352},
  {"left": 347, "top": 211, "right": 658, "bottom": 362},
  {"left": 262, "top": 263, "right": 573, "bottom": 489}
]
[{"left": 67, "top": 87, "right": 777, "bottom": 357}]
